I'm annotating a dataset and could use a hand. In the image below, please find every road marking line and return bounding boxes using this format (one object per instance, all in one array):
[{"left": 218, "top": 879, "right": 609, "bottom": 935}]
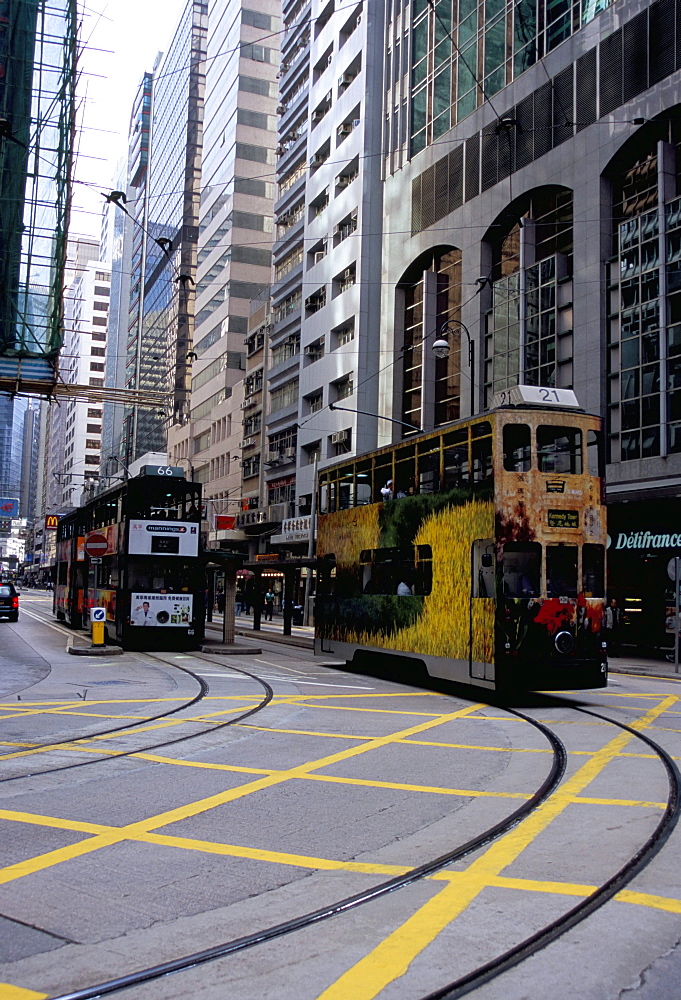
[
  {"left": 316, "top": 694, "right": 677, "bottom": 1000},
  {"left": 0, "top": 703, "right": 485, "bottom": 886},
  {"left": 0, "top": 985, "right": 48, "bottom": 999}
]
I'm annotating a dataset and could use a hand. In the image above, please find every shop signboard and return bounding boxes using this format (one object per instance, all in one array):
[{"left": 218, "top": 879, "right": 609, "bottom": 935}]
[
  {"left": 281, "top": 515, "right": 313, "bottom": 543},
  {"left": 0, "top": 499, "right": 19, "bottom": 517}
]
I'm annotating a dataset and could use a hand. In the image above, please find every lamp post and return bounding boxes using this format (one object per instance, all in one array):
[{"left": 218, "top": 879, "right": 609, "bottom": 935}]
[{"left": 432, "top": 319, "right": 476, "bottom": 415}]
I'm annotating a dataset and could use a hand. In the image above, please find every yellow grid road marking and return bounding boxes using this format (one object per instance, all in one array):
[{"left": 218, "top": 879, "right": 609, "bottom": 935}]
[
  {"left": 0, "top": 702, "right": 486, "bottom": 887},
  {"left": 317, "top": 694, "right": 677, "bottom": 1000},
  {"left": 0, "top": 986, "right": 47, "bottom": 999}
]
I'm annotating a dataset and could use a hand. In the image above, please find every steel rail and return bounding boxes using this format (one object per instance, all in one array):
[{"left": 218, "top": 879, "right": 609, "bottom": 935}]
[{"left": 45, "top": 705, "right": 567, "bottom": 1000}]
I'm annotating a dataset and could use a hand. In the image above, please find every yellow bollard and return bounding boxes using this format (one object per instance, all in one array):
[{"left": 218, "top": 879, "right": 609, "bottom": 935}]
[{"left": 90, "top": 608, "right": 106, "bottom": 646}]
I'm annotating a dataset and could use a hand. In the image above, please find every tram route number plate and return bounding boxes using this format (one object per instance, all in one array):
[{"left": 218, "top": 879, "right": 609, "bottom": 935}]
[{"left": 547, "top": 509, "right": 579, "bottom": 529}]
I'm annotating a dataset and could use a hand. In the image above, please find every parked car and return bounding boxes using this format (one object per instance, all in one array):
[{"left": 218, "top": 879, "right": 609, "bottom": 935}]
[{"left": 0, "top": 583, "right": 19, "bottom": 622}]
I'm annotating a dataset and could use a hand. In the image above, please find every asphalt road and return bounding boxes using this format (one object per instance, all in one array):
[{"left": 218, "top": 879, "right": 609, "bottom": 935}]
[{"left": 0, "top": 593, "right": 680, "bottom": 1000}]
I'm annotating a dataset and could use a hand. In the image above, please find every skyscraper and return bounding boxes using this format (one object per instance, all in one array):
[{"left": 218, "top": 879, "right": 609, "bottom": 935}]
[{"left": 118, "top": 0, "right": 207, "bottom": 466}]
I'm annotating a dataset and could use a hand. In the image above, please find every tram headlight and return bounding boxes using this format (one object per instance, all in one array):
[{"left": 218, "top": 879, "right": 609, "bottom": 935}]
[{"left": 554, "top": 630, "right": 575, "bottom": 655}]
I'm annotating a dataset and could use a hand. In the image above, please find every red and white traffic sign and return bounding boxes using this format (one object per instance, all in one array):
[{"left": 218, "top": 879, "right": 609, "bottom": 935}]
[{"left": 84, "top": 532, "right": 108, "bottom": 558}]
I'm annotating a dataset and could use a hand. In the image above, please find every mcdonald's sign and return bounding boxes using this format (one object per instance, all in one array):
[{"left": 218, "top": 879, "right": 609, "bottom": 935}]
[{"left": 45, "top": 514, "right": 60, "bottom": 530}]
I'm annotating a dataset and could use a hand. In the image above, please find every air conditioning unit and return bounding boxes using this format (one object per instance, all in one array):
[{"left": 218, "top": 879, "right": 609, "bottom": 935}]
[
  {"left": 239, "top": 436, "right": 256, "bottom": 449},
  {"left": 312, "top": 110, "right": 325, "bottom": 122},
  {"left": 284, "top": 447, "right": 296, "bottom": 459},
  {"left": 327, "top": 54, "right": 333, "bottom": 66},
  {"left": 331, "top": 430, "right": 349, "bottom": 444},
  {"left": 356, "top": 13, "right": 362, "bottom": 24},
  {"left": 277, "top": 105, "right": 287, "bottom": 114},
  {"left": 310, "top": 152, "right": 326, "bottom": 166},
  {"left": 343, "top": 268, "right": 353, "bottom": 280},
  {"left": 338, "top": 123, "right": 352, "bottom": 136},
  {"left": 337, "top": 175, "right": 351, "bottom": 188},
  {"left": 339, "top": 73, "right": 353, "bottom": 87}
]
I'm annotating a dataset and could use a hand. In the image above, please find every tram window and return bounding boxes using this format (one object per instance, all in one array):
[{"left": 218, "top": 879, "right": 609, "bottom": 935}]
[
  {"left": 417, "top": 445, "right": 440, "bottom": 494},
  {"left": 472, "top": 538, "right": 495, "bottom": 597},
  {"left": 501, "top": 543, "right": 541, "bottom": 597},
  {"left": 395, "top": 444, "right": 416, "bottom": 497},
  {"left": 537, "top": 426, "right": 583, "bottom": 475},
  {"left": 360, "top": 546, "right": 432, "bottom": 595},
  {"left": 472, "top": 423, "right": 493, "bottom": 483},
  {"left": 320, "top": 479, "right": 329, "bottom": 513},
  {"left": 546, "top": 544, "right": 578, "bottom": 598},
  {"left": 443, "top": 429, "right": 470, "bottom": 488},
  {"left": 337, "top": 466, "right": 354, "bottom": 509},
  {"left": 503, "top": 424, "right": 531, "bottom": 472},
  {"left": 319, "top": 554, "right": 336, "bottom": 594},
  {"left": 356, "top": 460, "right": 372, "bottom": 505},
  {"left": 58, "top": 562, "right": 67, "bottom": 586},
  {"left": 374, "top": 455, "right": 394, "bottom": 502},
  {"left": 582, "top": 544, "right": 605, "bottom": 597},
  {"left": 587, "top": 429, "right": 604, "bottom": 477}
]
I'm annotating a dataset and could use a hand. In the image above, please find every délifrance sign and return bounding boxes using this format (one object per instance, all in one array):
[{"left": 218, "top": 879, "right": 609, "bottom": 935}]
[{"left": 611, "top": 531, "right": 681, "bottom": 550}]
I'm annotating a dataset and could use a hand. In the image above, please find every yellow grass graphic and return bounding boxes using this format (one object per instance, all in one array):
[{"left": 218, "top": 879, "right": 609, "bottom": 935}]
[{"left": 319, "top": 499, "right": 494, "bottom": 664}]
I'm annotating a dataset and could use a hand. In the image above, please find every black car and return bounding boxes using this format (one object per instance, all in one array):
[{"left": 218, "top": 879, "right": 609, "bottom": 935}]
[{"left": 0, "top": 584, "right": 19, "bottom": 622}]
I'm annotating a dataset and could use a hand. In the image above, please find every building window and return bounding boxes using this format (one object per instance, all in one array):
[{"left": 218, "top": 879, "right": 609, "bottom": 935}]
[
  {"left": 87, "top": 408, "right": 102, "bottom": 418},
  {"left": 86, "top": 424, "right": 101, "bottom": 434},
  {"left": 306, "top": 390, "right": 323, "bottom": 414},
  {"left": 607, "top": 127, "right": 668, "bottom": 462},
  {"left": 333, "top": 374, "right": 353, "bottom": 400},
  {"left": 484, "top": 187, "right": 573, "bottom": 406},
  {"left": 270, "top": 379, "right": 299, "bottom": 412},
  {"left": 400, "top": 247, "right": 462, "bottom": 431}
]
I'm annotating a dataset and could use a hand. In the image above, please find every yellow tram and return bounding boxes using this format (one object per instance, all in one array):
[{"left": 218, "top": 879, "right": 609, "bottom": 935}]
[{"left": 315, "top": 387, "right": 607, "bottom": 691}]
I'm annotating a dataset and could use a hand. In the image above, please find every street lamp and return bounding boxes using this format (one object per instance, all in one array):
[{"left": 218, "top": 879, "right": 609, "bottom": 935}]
[{"left": 433, "top": 319, "right": 475, "bottom": 413}]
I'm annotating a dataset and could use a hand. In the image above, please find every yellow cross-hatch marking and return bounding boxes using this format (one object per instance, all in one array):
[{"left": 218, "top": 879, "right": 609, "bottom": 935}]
[
  {"left": 316, "top": 694, "right": 678, "bottom": 1000},
  {"left": 0, "top": 986, "right": 48, "bottom": 999},
  {"left": 0, "top": 702, "right": 486, "bottom": 887}
]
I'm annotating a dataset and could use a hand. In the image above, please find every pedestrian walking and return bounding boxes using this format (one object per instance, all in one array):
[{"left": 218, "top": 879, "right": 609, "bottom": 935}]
[
  {"left": 264, "top": 589, "right": 275, "bottom": 621},
  {"left": 604, "top": 597, "right": 621, "bottom": 655}
]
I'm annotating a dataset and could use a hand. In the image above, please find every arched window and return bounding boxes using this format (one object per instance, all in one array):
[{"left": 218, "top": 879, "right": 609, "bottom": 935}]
[
  {"left": 605, "top": 116, "right": 681, "bottom": 463},
  {"left": 483, "top": 187, "right": 573, "bottom": 407},
  {"left": 398, "top": 247, "right": 462, "bottom": 433}
]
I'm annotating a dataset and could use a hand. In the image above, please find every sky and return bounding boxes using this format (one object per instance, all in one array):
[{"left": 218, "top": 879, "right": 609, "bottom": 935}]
[{"left": 70, "top": 0, "right": 187, "bottom": 241}]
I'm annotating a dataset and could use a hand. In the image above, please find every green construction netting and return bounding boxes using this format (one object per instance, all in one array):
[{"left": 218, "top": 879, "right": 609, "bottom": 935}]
[{"left": 0, "top": 0, "right": 77, "bottom": 369}]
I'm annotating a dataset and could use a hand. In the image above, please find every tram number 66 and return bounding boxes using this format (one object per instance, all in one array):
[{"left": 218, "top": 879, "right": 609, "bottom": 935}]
[{"left": 157, "top": 466, "right": 175, "bottom": 476}]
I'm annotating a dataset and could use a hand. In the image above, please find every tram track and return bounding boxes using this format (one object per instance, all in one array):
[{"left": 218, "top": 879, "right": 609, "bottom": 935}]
[
  {"left": 420, "top": 702, "right": 681, "bottom": 1000},
  {"left": 39, "top": 703, "right": 570, "bottom": 1000},
  {"left": 0, "top": 607, "right": 273, "bottom": 784},
  {"left": 29, "top": 696, "right": 681, "bottom": 1000},
  {"left": 6, "top": 612, "right": 679, "bottom": 999}
]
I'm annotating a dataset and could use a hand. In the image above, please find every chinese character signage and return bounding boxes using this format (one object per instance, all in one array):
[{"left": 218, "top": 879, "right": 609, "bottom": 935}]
[
  {"left": 281, "top": 515, "right": 312, "bottom": 542},
  {"left": 130, "top": 593, "right": 193, "bottom": 626}
]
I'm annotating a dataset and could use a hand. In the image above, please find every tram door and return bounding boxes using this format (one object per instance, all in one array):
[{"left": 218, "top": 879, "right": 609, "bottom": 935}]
[{"left": 470, "top": 538, "right": 495, "bottom": 680}]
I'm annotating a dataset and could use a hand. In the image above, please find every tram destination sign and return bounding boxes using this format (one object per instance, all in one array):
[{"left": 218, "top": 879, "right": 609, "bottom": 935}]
[
  {"left": 492, "top": 385, "right": 580, "bottom": 409},
  {"left": 547, "top": 509, "right": 579, "bottom": 529},
  {"left": 128, "top": 520, "right": 199, "bottom": 557}
]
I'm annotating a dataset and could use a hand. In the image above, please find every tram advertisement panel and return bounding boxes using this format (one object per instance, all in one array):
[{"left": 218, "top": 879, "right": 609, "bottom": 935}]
[
  {"left": 130, "top": 593, "right": 193, "bottom": 626},
  {"left": 127, "top": 520, "right": 199, "bottom": 557}
]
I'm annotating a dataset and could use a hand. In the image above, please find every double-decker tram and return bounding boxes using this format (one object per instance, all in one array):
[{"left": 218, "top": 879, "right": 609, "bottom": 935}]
[
  {"left": 315, "top": 387, "right": 607, "bottom": 692},
  {"left": 54, "top": 471, "right": 205, "bottom": 649}
]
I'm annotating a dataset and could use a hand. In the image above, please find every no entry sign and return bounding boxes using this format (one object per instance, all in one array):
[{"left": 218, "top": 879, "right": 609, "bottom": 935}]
[{"left": 84, "top": 533, "right": 108, "bottom": 557}]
